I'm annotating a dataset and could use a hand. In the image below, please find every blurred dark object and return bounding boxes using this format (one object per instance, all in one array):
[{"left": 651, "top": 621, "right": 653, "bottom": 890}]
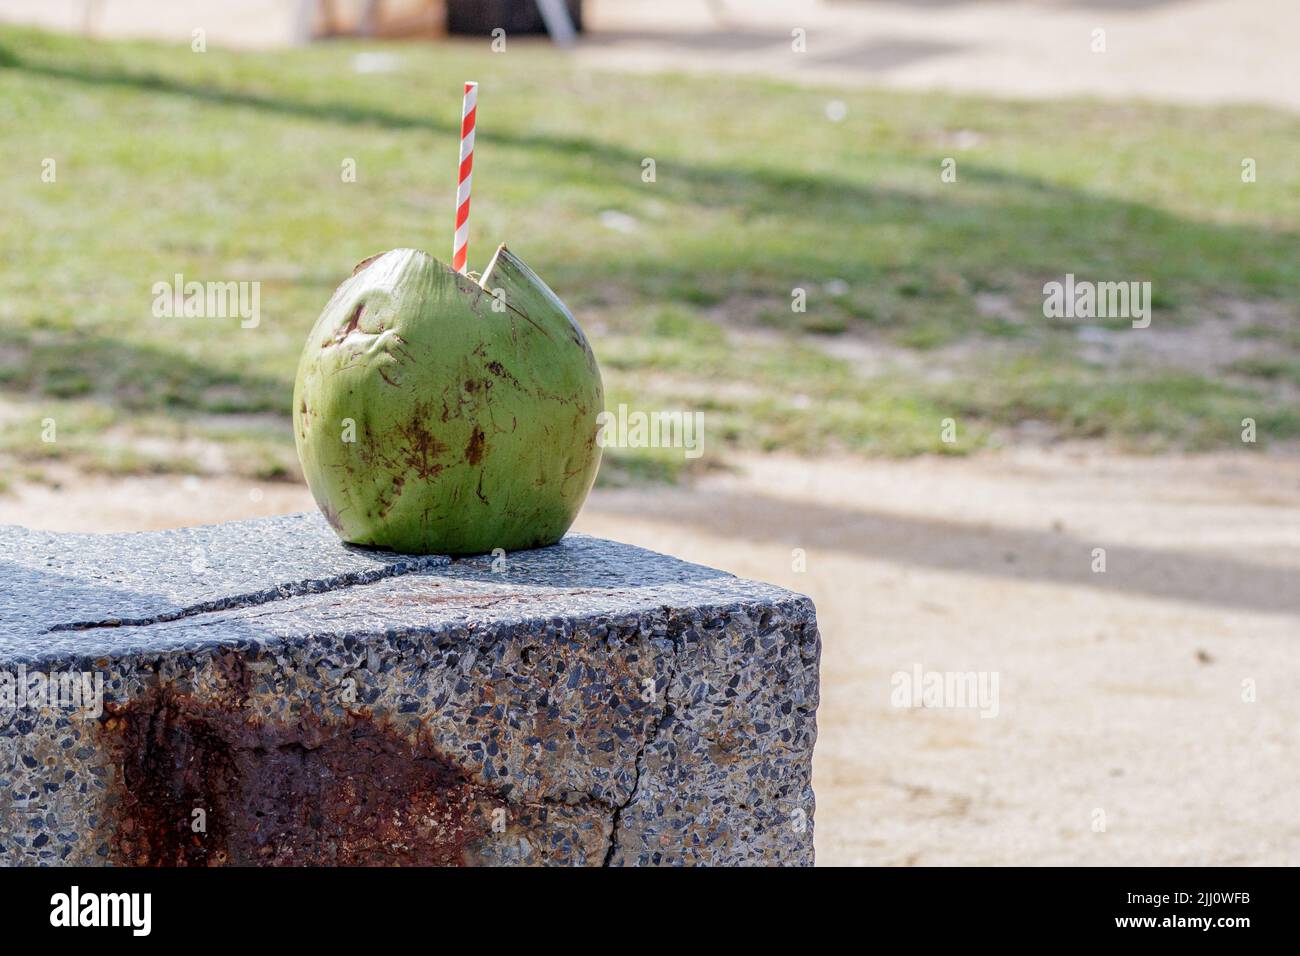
[{"left": 447, "top": 0, "right": 583, "bottom": 35}]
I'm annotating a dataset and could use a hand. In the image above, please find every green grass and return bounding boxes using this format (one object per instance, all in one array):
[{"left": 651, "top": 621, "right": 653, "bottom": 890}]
[
  {"left": 1, "top": 26, "right": 1298, "bottom": 485},
  {"left": 1227, "top": 356, "right": 1300, "bottom": 387}
]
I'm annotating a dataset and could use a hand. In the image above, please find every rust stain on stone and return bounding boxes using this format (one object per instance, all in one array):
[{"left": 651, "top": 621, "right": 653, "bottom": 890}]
[
  {"left": 97, "top": 687, "right": 501, "bottom": 866},
  {"left": 211, "top": 650, "right": 252, "bottom": 703}
]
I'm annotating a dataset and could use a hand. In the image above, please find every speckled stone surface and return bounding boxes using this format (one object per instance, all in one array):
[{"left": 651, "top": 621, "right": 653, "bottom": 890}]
[{"left": 0, "top": 514, "right": 820, "bottom": 866}]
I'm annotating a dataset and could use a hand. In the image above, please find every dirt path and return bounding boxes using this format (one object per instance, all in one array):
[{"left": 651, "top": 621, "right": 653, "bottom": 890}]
[
  {"left": 4, "top": 1, "right": 1295, "bottom": 111},
  {"left": 4, "top": 447, "right": 1298, "bottom": 865},
  {"left": 583, "top": 0, "right": 1300, "bottom": 112}
]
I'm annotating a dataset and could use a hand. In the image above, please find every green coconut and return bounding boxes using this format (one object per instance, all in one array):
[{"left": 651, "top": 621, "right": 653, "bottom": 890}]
[{"left": 293, "top": 245, "right": 603, "bottom": 555}]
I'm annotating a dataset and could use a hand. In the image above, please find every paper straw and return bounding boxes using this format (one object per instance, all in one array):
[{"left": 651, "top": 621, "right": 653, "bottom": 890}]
[{"left": 453, "top": 81, "right": 477, "bottom": 274}]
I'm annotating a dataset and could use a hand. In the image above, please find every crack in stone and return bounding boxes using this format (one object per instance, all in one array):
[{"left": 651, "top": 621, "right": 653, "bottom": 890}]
[
  {"left": 601, "top": 636, "right": 681, "bottom": 867},
  {"left": 44, "top": 556, "right": 449, "bottom": 633}
]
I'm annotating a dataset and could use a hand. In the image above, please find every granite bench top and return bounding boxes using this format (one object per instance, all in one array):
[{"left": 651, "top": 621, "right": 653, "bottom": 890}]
[{"left": 1, "top": 513, "right": 808, "bottom": 665}]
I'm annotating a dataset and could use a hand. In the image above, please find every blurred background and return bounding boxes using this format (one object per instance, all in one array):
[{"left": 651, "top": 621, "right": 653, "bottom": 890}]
[{"left": 1, "top": 0, "right": 1297, "bottom": 865}]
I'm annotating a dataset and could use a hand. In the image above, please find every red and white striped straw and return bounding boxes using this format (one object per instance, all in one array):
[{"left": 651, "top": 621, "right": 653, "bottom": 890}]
[{"left": 452, "top": 81, "right": 477, "bottom": 274}]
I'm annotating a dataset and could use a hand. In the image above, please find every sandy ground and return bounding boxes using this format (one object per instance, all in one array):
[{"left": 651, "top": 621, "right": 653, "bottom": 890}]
[
  {"left": 581, "top": 0, "right": 1300, "bottom": 112},
  {"left": 5, "top": 447, "right": 1298, "bottom": 866},
  {"left": 2, "top": 0, "right": 1296, "bottom": 111}
]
